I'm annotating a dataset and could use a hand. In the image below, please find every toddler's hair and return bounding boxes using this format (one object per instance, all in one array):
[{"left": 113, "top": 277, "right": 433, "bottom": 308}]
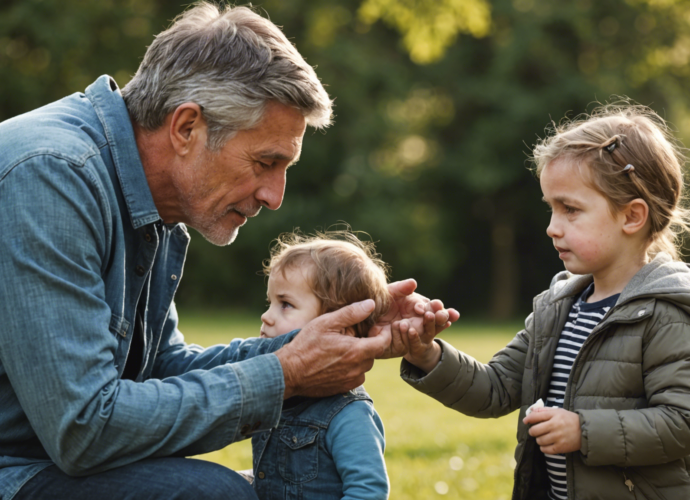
[
  {"left": 263, "top": 230, "right": 391, "bottom": 338},
  {"left": 532, "top": 102, "right": 690, "bottom": 260}
]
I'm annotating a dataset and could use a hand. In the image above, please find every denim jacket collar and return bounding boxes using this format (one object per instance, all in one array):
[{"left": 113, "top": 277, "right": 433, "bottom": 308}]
[{"left": 85, "top": 75, "right": 161, "bottom": 230}]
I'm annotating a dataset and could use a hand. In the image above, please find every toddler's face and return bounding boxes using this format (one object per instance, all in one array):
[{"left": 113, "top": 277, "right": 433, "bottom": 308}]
[
  {"left": 541, "top": 158, "right": 628, "bottom": 278},
  {"left": 260, "top": 266, "right": 322, "bottom": 338}
]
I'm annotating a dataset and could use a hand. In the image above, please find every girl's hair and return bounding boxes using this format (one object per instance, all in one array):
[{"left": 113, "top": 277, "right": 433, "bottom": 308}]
[
  {"left": 532, "top": 102, "right": 690, "bottom": 260},
  {"left": 263, "top": 230, "right": 391, "bottom": 338}
]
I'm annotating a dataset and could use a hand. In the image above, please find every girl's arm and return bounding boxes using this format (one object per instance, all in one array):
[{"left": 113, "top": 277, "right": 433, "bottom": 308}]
[
  {"left": 326, "top": 401, "right": 389, "bottom": 500},
  {"left": 578, "top": 320, "right": 690, "bottom": 466},
  {"left": 400, "top": 313, "right": 533, "bottom": 418}
]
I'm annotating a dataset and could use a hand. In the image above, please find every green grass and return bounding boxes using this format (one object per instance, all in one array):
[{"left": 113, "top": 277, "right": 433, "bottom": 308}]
[{"left": 178, "top": 311, "right": 523, "bottom": 499}]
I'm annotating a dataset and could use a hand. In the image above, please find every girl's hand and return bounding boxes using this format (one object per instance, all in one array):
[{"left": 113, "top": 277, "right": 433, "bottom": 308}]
[
  {"left": 523, "top": 407, "right": 582, "bottom": 454},
  {"left": 397, "top": 314, "right": 442, "bottom": 374}
]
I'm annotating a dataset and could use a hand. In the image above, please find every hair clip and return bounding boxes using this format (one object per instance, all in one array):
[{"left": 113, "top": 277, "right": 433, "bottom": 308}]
[
  {"left": 604, "top": 141, "right": 617, "bottom": 153},
  {"left": 623, "top": 164, "right": 635, "bottom": 173}
]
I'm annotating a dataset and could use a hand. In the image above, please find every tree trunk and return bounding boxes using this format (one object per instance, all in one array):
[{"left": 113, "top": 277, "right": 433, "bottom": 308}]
[{"left": 489, "top": 218, "right": 518, "bottom": 320}]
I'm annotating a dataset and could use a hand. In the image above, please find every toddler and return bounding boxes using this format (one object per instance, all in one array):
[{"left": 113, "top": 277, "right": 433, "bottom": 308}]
[
  {"left": 400, "top": 104, "right": 690, "bottom": 499},
  {"left": 253, "top": 230, "right": 390, "bottom": 500}
]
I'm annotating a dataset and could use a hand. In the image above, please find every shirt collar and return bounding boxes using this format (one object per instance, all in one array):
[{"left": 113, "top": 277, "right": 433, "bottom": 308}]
[{"left": 85, "top": 75, "right": 161, "bottom": 230}]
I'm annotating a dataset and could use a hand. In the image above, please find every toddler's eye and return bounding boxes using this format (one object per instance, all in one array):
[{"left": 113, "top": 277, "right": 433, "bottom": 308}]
[
  {"left": 564, "top": 205, "right": 579, "bottom": 214},
  {"left": 281, "top": 301, "right": 294, "bottom": 310}
]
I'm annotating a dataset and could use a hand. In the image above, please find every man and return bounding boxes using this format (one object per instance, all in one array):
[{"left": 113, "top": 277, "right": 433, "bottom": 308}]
[{"left": 0, "top": 3, "right": 458, "bottom": 499}]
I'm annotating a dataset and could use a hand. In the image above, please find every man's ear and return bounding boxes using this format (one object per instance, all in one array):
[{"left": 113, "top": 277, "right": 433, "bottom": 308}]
[
  {"left": 622, "top": 198, "right": 649, "bottom": 236},
  {"left": 169, "top": 103, "right": 206, "bottom": 156}
]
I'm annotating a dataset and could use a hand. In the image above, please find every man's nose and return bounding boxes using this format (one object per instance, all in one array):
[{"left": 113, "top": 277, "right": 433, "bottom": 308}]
[{"left": 256, "top": 168, "right": 287, "bottom": 211}]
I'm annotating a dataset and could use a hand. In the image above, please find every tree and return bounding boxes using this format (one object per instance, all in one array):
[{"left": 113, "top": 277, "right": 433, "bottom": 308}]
[{"left": 3, "top": 0, "right": 690, "bottom": 318}]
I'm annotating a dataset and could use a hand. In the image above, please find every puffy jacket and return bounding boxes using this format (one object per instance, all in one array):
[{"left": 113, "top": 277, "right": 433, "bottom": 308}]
[{"left": 402, "top": 253, "right": 690, "bottom": 499}]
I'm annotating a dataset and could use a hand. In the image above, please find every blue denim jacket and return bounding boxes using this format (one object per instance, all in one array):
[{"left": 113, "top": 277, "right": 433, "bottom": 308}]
[
  {"left": 0, "top": 75, "right": 291, "bottom": 500},
  {"left": 252, "top": 387, "right": 389, "bottom": 500}
]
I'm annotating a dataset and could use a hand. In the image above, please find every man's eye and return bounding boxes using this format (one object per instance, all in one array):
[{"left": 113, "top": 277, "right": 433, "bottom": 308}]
[{"left": 257, "top": 161, "right": 272, "bottom": 169}]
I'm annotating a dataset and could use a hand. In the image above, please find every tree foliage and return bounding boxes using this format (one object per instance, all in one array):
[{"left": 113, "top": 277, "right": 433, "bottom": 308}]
[{"left": 3, "top": 0, "right": 690, "bottom": 318}]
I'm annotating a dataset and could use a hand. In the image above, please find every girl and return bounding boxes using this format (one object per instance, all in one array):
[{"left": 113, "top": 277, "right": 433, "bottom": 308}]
[
  {"left": 399, "top": 104, "right": 690, "bottom": 499},
  {"left": 253, "top": 230, "right": 390, "bottom": 500}
]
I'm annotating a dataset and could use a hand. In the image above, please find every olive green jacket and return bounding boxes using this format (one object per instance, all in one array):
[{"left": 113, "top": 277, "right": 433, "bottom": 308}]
[{"left": 402, "top": 253, "right": 690, "bottom": 499}]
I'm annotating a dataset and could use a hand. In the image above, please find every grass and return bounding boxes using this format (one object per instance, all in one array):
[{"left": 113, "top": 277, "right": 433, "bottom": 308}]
[{"left": 178, "top": 311, "right": 523, "bottom": 499}]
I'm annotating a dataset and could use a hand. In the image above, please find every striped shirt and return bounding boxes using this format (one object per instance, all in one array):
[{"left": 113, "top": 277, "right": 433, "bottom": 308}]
[{"left": 544, "top": 284, "right": 618, "bottom": 500}]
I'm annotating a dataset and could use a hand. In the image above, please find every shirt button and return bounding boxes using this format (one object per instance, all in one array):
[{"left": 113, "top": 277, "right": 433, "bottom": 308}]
[
  {"left": 292, "top": 436, "right": 297, "bottom": 443},
  {"left": 144, "top": 233, "right": 152, "bottom": 242},
  {"left": 258, "top": 472, "right": 265, "bottom": 479},
  {"left": 135, "top": 265, "right": 146, "bottom": 276},
  {"left": 171, "top": 275, "right": 178, "bottom": 281}
]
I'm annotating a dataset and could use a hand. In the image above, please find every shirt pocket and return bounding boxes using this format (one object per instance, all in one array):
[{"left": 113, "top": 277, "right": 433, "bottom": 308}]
[{"left": 278, "top": 425, "right": 319, "bottom": 483}]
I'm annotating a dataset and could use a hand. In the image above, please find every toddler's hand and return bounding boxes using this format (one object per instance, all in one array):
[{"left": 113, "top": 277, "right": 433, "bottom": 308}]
[
  {"left": 398, "top": 315, "right": 441, "bottom": 374},
  {"left": 523, "top": 407, "right": 581, "bottom": 454}
]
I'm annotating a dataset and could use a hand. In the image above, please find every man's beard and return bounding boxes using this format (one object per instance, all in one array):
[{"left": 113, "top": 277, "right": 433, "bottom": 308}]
[
  {"left": 190, "top": 203, "right": 262, "bottom": 246},
  {"left": 177, "top": 151, "right": 262, "bottom": 246}
]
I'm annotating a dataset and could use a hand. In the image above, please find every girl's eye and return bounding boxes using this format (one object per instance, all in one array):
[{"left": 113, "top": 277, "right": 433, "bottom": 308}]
[
  {"left": 564, "top": 205, "right": 579, "bottom": 214},
  {"left": 281, "top": 301, "right": 294, "bottom": 310}
]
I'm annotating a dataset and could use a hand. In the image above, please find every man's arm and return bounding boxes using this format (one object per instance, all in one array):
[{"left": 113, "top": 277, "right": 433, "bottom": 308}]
[
  {"left": 152, "top": 302, "right": 297, "bottom": 379},
  {"left": 0, "top": 157, "right": 284, "bottom": 475}
]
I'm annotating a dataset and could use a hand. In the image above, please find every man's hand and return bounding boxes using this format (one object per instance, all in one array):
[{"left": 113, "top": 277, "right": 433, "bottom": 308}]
[
  {"left": 275, "top": 300, "right": 390, "bottom": 399},
  {"left": 523, "top": 407, "right": 582, "bottom": 454},
  {"left": 374, "top": 279, "right": 460, "bottom": 359}
]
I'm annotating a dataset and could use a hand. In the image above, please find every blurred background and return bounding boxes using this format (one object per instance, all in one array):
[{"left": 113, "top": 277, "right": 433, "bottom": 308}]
[
  {"left": 3, "top": 0, "right": 690, "bottom": 320},
  {"left": 6, "top": 2, "right": 690, "bottom": 497}
]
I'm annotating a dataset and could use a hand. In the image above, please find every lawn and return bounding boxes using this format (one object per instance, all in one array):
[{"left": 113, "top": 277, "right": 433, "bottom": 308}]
[{"left": 178, "top": 311, "right": 523, "bottom": 499}]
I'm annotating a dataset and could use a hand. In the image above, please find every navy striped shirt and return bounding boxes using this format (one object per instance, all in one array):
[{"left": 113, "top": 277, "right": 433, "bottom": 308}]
[{"left": 544, "top": 284, "right": 618, "bottom": 500}]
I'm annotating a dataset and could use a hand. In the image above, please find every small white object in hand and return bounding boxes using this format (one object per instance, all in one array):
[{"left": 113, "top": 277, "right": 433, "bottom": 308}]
[{"left": 526, "top": 398, "right": 544, "bottom": 416}]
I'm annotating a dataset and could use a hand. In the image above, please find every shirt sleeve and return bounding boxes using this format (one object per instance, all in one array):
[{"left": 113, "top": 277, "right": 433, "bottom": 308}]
[
  {"left": 152, "top": 303, "right": 297, "bottom": 378},
  {"left": 325, "top": 401, "right": 389, "bottom": 500},
  {"left": 0, "top": 156, "right": 288, "bottom": 475},
  {"left": 400, "top": 314, "right": 532, "bottom": 418}
]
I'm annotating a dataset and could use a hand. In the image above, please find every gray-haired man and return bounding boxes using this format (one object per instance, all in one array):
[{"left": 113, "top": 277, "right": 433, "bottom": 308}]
[{"left": 0, "top": 3, "right": 457, "bottom": 499}]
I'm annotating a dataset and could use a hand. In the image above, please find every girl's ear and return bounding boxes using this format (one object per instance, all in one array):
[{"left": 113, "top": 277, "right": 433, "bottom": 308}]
[{"left": 622, "top": 198, "right": 649, "bottom": 236}]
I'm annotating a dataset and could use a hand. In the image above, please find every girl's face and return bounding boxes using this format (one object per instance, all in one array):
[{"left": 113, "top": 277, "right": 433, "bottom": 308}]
[
  {"left": 260, "top": 266, "right": 322, "bottom": 338},
  {"left": 540, "top": 158, "right": 629, "bottom": 279}
]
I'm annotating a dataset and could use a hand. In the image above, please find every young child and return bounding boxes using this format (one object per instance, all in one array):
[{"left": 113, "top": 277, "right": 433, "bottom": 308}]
[
  {"left": 400, "top": 104, "right": 690, "bottom": 499},
  {"left": 252, "top": 230, "right": 391, "bottom": 500}
]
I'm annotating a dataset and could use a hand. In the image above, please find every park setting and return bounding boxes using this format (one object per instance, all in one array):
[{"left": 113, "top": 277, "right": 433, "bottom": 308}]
[
  {"left": 183, "top": 313, "right": 522, "bottom": 499},
  {"left": 4, "top": 0, "right": 690, "bottom": 498}
]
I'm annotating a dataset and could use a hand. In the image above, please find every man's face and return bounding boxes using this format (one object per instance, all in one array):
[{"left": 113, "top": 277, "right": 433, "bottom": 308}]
[{"left": 173, "top": 102, "right": 306, "bottom": 245}]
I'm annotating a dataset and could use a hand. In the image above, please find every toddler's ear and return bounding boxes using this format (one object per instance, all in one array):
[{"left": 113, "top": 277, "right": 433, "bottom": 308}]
[{"left": 622, "top": 198, "right": 649, "bottom": 236}]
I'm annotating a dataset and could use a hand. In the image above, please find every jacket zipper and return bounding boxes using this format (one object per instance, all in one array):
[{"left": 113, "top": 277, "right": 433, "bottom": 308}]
[
  {"left": 623, "top": 472, "right": 637, "bottom": 498},
  {"left": 563, "top": 306, "right": 650, "bottom": 499}
]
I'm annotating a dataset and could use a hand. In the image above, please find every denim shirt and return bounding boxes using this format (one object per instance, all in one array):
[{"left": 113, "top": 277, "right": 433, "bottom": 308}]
[
  {"left": 0, "top": 75, "right": 292, "bottom": 500},
  {"left": 252, "top": 387, "right": 389, "bottom": 500}
]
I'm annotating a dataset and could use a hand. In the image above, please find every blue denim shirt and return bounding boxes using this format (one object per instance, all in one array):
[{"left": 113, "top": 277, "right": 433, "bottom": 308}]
[
  {"left": 0, "top": 75, "right": 292, "bottom": 500},
  {"left": 252, "top": 387, "right": 389, "bottom": 500}
]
